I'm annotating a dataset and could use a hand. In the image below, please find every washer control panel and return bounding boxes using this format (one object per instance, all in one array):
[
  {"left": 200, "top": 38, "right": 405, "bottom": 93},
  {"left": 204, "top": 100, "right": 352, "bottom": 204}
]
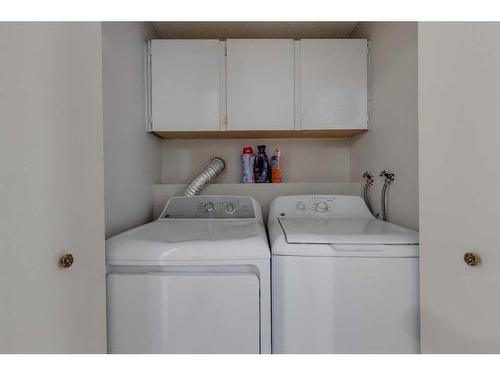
[
  {"left": 293, "top": 196, "right": 337, "bottom": 214},
  {"left": 271, "top": 195, "right": 373, "bottom": 219},
  {"left": 162, "top": 196, "right": 256, "bottom": 219}
]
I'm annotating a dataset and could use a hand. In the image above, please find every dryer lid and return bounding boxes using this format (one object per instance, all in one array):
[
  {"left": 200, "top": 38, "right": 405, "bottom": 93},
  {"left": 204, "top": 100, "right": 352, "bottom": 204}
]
[
  {"left": 278, "top": 217, "right": 419, "bottom": 245},
  {"left": 106, "top": 219, "right": 270, "bottom": 264}
]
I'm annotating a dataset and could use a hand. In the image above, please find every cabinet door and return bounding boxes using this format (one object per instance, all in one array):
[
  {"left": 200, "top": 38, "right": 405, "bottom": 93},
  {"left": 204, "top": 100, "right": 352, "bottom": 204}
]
[
  {"left": 226, "top": 39, "right": 295, "bottom": 130},
  {"left": 0, "top": 23, "right": 106, "bottom": 353},
  {"left": 151, "top": 40, "right": 222, "bottom": 131},
  {"left": 300, "top": 39, "right": 368, "bottom": 130},
  {"left": 419, "top": 23, "right": 500, "bottom": 353}
]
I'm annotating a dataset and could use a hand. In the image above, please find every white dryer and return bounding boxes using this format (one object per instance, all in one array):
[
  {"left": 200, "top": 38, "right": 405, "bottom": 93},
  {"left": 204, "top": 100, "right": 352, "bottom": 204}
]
[
  {"left": 106, "top": 196, "right": 271, "bottom": 354},
  {"left": 268, "top": 195, "right": 419, "bottom": 354}
]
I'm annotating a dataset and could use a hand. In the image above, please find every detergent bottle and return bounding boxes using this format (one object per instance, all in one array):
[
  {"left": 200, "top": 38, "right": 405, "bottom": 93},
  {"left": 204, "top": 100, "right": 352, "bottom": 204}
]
[
  {"left": 254, "top": 145, "right": 271, "bottom": 183},
  {"left": 270, "top": 147, "right": 281, "bottom": 183},
  {"left": 240, "top": 146, "right": 255, "bottom": 183}
]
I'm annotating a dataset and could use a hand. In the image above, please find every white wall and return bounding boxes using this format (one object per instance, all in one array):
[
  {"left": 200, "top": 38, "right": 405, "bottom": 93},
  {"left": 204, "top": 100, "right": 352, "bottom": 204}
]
[
  {"left": 102, "top": 22, "right": 161, "bottom": 238},
  {"left": 160, "top": 138, "right": 351, "bottom": 184},
  {"left": 349, "top": 22, "right": 419, "bottom": 230}
]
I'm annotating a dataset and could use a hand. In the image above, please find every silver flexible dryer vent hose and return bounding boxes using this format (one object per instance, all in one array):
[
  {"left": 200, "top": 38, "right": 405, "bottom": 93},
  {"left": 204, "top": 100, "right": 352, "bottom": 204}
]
[{"left": 184, "top": 157, "right": 225, "bottom": 196}]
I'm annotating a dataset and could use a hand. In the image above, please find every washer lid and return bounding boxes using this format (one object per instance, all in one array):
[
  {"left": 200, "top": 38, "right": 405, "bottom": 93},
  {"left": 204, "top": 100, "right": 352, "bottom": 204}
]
[
  {"left": 279, "top": 217, "right": 419, "bottom": 245},
  {"left": 106, "top": 219, "right": 270, "bottom": 264}
]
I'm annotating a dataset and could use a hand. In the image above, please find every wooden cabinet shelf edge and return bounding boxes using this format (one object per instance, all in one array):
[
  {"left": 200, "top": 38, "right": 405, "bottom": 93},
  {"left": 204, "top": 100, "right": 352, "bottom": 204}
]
[{"left": 152, "top": 129, "right": 366, "bottom": 139}]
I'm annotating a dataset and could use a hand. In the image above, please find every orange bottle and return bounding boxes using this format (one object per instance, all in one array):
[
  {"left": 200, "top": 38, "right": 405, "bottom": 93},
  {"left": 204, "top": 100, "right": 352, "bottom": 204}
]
[{"left": 270, "top": 147, "right": 281, "bottom": 183}]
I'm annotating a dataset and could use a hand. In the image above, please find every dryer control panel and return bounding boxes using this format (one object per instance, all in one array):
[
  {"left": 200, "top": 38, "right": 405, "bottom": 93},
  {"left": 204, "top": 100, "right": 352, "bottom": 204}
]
[{"left": 161, "top": 196, "right": 256, "bottom": 219}]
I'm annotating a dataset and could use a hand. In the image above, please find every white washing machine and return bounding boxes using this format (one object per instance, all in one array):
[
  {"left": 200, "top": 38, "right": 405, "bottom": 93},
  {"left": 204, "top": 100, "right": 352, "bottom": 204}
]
[
  {"left": 106, "top": 196, "right": 271, "bottom": 354},
  {"left": 268, "top": 195, "right": 420, "bottom": 354}
]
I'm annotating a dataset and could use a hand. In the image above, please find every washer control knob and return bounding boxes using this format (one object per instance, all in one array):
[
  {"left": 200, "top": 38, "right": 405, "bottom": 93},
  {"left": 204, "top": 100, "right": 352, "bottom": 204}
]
[
  {"left": 203, "top": 202, "right": 216, "bottom": 214},
  {"left": 315, "top": 202, "right": 329, "bottom": 213},
  {"left": 225, "top": 204, "right": 235, "bottom": 214},
  {"left": 296, "top": 202, "right": 306, "bottom": 210}
]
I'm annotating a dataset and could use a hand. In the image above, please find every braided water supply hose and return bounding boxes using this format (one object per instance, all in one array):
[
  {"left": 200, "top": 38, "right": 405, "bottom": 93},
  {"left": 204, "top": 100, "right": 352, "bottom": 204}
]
[
  {"left": 184, "top": 158, "right": 225, "bottom": 196},
  {"left": 362, "top": 172, "right": 376, "bottom": 216},
  {"left": 379, "top": 170, "right": 395, "bottom": 221}
]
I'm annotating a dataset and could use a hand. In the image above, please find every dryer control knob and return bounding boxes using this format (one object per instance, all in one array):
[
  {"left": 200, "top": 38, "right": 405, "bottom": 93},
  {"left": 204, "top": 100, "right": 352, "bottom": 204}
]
[
  {"left": 225, "top": 204, "right": 235, "bottom": 214},
  {"left": 203, "top": 202, "right": 216, "bottom": 214},
  {"left": 315, "top": 202, "right": 329, "bottom": 212}
]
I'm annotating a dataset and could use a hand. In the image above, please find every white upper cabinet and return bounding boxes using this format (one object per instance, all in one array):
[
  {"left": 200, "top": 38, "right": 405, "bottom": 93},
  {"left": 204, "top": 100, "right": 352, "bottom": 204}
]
[
  {"left": 226, "top": 39, "right": 295, "bottom": 130},
  {"left": 148, "top": 38, "right": 368, "bottom": 136},
  {"left": 150, "top": 40, "right": 223, "bottom": 131},
  {"left": 299, "top": 39, "right": 368, "bottom": 130}
]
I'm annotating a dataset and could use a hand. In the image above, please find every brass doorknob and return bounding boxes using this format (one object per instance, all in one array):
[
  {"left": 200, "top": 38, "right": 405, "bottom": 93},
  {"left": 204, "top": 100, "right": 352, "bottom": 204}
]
[
  {"left": 464, "top": 252, "right": 480, "bottom": 267},
  {"left": 59, "top": 253, "right": 74, "bottom": 269}
]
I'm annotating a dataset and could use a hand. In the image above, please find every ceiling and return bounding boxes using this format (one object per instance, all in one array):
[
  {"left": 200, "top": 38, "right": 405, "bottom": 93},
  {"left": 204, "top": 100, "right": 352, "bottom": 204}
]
[{"left": 152, "top": 22, "right": 359, "bottom": 39}]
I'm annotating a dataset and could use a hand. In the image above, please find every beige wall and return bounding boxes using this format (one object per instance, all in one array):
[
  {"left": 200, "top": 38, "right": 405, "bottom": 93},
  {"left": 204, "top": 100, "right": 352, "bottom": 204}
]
[
  {"left": 349, "top": 22, "right": 419, "bottom": 230},
  {"left": 102, "top": 22, "right": 162, "bottom": 238},
  {"left": 160, "top": 138, "right": 351, "bottom": 184}
]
